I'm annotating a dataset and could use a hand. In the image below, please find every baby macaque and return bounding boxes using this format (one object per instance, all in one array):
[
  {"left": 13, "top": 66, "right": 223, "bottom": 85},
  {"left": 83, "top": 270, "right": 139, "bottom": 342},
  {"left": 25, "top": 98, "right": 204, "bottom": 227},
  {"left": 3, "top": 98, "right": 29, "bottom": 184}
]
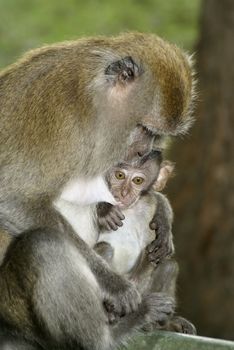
[
  {"left": 95, "top": 151, "right": 196, "bottom": 334},
  {"left": 96, "top": 150, "right": 173, "bottom": 274}
]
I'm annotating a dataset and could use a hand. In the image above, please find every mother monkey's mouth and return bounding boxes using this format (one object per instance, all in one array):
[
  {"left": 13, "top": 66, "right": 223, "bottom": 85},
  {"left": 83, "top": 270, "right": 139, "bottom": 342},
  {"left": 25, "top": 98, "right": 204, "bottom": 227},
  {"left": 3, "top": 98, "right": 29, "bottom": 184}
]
[{"left": 124, "top": 124, "right": 158, "bottom": 161}]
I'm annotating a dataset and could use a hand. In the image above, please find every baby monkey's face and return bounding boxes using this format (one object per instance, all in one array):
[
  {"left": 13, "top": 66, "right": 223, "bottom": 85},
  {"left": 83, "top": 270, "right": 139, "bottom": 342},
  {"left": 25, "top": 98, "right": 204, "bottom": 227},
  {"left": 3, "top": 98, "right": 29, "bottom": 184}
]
[{"left": 107, "top": 153, "right": 161, "bottom": 209}]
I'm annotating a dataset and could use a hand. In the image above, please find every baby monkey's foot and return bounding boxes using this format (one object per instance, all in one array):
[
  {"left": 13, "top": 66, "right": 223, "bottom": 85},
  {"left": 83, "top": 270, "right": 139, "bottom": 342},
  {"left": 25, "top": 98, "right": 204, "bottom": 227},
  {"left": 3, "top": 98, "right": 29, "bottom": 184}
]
[{"left": 97, "top": 202, "right": 125, "bottom": 231}]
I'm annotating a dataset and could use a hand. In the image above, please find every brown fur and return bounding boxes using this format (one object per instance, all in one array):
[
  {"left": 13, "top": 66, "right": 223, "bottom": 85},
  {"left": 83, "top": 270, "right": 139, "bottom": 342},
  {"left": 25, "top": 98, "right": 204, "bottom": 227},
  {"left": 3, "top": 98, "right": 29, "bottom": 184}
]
[
  {"left": 0, "top": 230, "right": 12, "bottom": 264},
  {"left": 0, "top": 32, "right": 194, "bottom": 200}
]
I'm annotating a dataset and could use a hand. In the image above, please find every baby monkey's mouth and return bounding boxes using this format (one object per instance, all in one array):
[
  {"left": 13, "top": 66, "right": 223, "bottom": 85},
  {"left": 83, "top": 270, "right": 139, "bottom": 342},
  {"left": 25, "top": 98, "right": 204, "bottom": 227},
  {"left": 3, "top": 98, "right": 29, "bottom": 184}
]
[{"left": 115, "top": 197, "right": 139, "bottom": 210}]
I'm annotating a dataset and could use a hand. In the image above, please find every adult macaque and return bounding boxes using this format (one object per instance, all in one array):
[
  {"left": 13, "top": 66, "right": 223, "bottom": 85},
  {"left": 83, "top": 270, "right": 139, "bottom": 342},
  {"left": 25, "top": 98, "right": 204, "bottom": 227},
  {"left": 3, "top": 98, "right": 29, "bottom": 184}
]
[{"left": 0, "top": 32, "right": 195, "bottom": 349}]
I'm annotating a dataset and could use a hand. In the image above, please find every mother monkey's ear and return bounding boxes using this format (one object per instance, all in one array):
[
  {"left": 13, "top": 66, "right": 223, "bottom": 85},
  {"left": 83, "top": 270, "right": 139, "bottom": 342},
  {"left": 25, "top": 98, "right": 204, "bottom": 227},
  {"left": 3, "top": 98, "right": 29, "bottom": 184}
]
[{"left": 105, "top": 56, "right": 141, "bottom": 86}]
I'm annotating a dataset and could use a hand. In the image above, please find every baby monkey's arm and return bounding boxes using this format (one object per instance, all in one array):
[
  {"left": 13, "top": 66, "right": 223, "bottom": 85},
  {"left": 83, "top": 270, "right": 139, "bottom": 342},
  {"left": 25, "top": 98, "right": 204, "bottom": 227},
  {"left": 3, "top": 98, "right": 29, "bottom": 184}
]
[
  {"left": 96, "top": 202, "right": 125, "bottom": 231},
  {"left": 147, "top": 161, "right": 175, "bottom": 264},
  {"left": 147, "top": 192, "right": 174, "bottom": 264}
]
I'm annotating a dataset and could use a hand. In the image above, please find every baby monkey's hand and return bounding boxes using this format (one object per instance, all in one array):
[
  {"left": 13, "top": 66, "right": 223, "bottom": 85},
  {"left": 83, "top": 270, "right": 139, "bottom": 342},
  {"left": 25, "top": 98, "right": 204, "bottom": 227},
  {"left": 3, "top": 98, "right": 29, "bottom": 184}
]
[{"left": 97, "top": 202, "right": 125, "bottom": 231}]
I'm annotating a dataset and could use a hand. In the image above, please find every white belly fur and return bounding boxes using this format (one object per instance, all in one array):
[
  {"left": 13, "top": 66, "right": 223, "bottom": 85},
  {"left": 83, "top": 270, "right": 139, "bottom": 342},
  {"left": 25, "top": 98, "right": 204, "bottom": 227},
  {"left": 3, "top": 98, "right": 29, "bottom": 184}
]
[
  {"left": 98, "top": 196, "right": 156, "bottom": 275},
  {"left": 55, "top": 176, "right": 156, "bottom": 276},
  {"left": 54, "top": 199, "right": 98, "bottom": 247},
  {"left": 54, "top": 175, "right": 117, "bottom": 246},
  {"left": 58, "top": 175, "right": 117, "bottom": 206}
]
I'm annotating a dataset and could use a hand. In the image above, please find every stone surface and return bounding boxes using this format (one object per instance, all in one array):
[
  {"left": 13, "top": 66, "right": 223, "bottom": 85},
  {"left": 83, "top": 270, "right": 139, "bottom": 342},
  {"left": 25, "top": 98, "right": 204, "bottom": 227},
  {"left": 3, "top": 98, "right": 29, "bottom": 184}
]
[{"left": 124, "top": 331, "right": 234, "bottom": 350}]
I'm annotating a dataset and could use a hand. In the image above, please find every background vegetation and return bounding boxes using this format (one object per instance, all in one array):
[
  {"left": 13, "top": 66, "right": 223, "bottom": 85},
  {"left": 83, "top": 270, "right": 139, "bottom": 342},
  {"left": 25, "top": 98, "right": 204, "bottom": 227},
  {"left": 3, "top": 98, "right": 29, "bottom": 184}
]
[{"left": 0, "top": 0, "right": 200, "bottom": 68}]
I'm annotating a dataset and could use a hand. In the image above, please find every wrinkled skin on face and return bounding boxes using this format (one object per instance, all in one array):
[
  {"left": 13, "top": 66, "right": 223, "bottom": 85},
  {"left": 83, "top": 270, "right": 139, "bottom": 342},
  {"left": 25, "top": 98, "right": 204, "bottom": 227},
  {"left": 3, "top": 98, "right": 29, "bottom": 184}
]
[
  {"left": 97, "top": 156, "right": 174, "bottom": 232},
  {"left": 106, "top": 151, "right": 162, "bottom": 209}
]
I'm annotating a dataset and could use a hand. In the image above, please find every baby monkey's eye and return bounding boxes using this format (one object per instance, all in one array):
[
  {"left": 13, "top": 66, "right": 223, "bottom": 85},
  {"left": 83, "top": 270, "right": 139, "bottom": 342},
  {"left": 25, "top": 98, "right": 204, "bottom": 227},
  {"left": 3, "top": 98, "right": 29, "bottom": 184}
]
[
  {"left": 132, "top": 177, "right": 144, "bottom": 185},
  {"left": 115, "top": 171, "right": 125, "bottom": 180}
]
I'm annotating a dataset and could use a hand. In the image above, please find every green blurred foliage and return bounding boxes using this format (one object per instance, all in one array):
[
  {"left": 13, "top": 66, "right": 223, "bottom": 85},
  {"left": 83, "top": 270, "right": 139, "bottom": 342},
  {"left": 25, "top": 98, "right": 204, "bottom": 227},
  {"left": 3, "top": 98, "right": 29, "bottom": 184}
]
[{"left": 0, "top": 0, "right": 201, "bottom": 68}]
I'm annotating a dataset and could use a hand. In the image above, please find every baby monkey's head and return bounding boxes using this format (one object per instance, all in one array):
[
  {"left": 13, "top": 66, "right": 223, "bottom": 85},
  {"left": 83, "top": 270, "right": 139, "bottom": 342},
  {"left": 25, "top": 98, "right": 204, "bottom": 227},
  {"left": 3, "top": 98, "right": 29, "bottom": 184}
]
[{"left": 106, "top": 150, "right": 174, "bottom": 209}]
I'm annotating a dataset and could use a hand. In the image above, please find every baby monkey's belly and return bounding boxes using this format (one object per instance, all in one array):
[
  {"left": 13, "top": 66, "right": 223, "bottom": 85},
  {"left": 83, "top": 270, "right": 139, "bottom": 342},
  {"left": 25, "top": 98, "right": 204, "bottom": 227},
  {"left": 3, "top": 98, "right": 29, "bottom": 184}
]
[{"left": 98, "top": 197, "right": 156, "bottom": 274}]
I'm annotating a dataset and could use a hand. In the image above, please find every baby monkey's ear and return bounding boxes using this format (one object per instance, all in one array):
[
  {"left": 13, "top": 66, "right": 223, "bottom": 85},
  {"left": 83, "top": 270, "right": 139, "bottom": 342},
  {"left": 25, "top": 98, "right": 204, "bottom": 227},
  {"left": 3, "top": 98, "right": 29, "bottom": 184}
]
[
  {"left": 153, "top": 161, "right": 175, "bottom": 192},
  {"left": 105, "top": 56, "right": 140, "bottom": 86}
]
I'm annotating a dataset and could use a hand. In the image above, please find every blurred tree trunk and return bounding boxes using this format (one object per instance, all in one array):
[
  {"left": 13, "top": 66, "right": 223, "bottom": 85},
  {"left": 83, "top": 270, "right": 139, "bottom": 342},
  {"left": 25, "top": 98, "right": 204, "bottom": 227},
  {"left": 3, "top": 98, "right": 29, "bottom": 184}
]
[{"left": 167, "top": 0, "right": 234, "bottom": 340}]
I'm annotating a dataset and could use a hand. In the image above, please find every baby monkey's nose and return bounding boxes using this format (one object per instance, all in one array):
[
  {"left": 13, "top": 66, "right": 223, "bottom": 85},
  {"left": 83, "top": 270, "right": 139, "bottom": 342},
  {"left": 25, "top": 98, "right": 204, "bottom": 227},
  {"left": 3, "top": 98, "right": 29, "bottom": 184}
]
[{"left": 121, "top": 187, "right": 130, "bottom": 198}]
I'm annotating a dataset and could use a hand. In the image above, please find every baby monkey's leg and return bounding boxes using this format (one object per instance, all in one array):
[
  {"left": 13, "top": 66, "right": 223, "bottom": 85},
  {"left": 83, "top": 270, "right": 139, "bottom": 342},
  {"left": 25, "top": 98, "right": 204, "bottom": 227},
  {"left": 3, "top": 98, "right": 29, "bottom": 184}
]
[
  {"left": 129, "top": 248, "right": 196, "bottom": 335},
  {"left": 94, "top": 242, "right": 175, "bottom": 331},
  {"left": 94, "top": 241, "right": 114, "bottom": 264},
  {"left": 144, "top": 259, "right": 197, "bottom": 335}
]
